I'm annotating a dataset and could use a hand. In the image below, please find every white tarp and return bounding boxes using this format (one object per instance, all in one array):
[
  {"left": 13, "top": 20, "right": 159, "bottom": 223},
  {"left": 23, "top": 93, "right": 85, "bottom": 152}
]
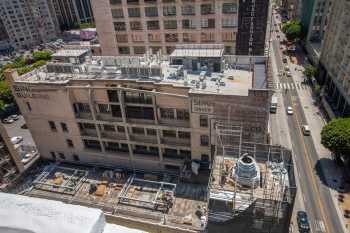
[{"left": 0, "top": 193, "right": 148, "bottom": 233}]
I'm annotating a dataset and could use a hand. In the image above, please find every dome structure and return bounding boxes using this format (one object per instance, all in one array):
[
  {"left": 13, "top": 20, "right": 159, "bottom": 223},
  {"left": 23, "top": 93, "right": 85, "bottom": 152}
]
[{"left": 232, "top": 154, "right": 260, "bottom": 188}]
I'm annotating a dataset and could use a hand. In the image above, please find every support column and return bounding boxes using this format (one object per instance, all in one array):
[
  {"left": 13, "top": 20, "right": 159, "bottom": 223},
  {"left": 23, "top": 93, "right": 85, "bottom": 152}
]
[
  {"left": 118, "top": 88, "right": 135, "bottom": 170},
  {"left": 88, "top": 87, "right": 105, "bottom": 153},
  {"left": 152, "top": 92, "right": 163, "bottom": 165}
]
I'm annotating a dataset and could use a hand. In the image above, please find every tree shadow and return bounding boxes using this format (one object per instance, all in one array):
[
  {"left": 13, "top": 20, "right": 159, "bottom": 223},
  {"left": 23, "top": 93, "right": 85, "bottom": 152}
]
[{"left": 314, "top": 158, "right": 350, "bottom": 193}]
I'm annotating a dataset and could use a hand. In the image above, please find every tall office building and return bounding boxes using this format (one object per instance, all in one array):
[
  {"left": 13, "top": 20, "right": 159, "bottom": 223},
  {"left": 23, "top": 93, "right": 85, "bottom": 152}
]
[
  {"left": 0, "top": 17, "right": 13, "bottom": 55},
  {"left": 0, "top": 0, "right": 57, "bottom": 50},
  {"left": 236, "top": 0, "right": 269, "bottom": 55},
  {"left": 49, "top": 0, "right": 94, "bottom": 30},
  {"left": 300, "top": 0, "right": 332, "bottom": 64},
  {"left": 91, "top": 0, "right": 269, "bottom": 56},
  {"left": 318, "top": 0, "right": 350, "bottom": 117}
]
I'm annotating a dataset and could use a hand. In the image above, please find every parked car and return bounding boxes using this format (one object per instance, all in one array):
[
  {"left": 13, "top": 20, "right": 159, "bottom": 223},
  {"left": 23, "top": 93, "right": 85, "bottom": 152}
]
[
  {"left": 302, "top": 125, "right": 311, "bottom": 136},
  {"left": 297, "top": 211, "right": 311, "bottom": 232},
  {"left": 11, "top": 136, "right": 23, "bottom": 145},
  {"left": 286, "top": 71, "right": 292, "bottom": 77},
  {"left": 9, "top": 115, "right": 19, "bottom": 121},
  {"left": 287, "top": 106, "right": 294, "bottom": 115},
  {"left": 2, "top": 118, "right": 14, "bottom": 124}
]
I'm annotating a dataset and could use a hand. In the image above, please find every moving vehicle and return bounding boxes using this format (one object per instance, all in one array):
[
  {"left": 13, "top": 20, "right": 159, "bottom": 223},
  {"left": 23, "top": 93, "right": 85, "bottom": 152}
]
[
  {"left": 287, "top": 106, "right": 293, "bottom": 115},
  {"left": 9, "top": 115, "right": 19, "bottom": 121},
  {"left": 297, "top": 211, "right": 310, "bottom": 232},
  {"left": 11, "top": 136, "right": 23, "bottom": 145},
  {"left": 302, "top": 125, "right": 311, "bottom": 136},
  {"left": 270, "top": 96, "right": 278, "bottom": 113},
  {"left": 286, "top": 71, "right": 292, "bottom": 77}
]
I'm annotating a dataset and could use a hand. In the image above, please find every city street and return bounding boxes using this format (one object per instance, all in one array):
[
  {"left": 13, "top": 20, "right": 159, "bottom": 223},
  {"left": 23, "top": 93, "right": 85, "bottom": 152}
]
[{"left": 269, "top": 10, "right": 345, "bottom": 233}]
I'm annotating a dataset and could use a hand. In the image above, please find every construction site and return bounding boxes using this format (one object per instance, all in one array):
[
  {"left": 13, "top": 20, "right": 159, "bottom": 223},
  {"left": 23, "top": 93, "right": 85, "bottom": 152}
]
[
  {"left": 7, "top": 122, "right": 296, "bottom": 233},
  {"left": 207, "top": 122, "right": 297, "bottom": 233}
]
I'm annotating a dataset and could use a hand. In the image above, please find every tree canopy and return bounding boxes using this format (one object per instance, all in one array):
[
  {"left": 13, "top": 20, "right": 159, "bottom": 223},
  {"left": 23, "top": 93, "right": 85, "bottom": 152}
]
[
  {"left": 303, "top": 64, "right": 317, "bottom": 79},
  {"left": 321, "top": 118, "right": 350, "bottom": 159},
  {"left": 79, "top": 23, "right": 96, "bottom": 29},
  {"left": 32, "top": 51, "right": 52, "bottom": 61},
  {"left": 282, "top": 20, "right": 302, "bottom": 41}
]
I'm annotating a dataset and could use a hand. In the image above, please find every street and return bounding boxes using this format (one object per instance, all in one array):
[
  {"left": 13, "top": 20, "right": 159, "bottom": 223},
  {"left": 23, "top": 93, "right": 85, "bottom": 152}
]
[{"left": 269, "top": 10, "right": 345, "bottom": 233}]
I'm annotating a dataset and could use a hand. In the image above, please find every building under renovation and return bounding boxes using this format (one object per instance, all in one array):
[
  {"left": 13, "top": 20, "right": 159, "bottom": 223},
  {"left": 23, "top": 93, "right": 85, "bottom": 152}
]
[
  {"left": 5, "top": 44, "right": 272, "bottom": 174},
  {"left": 2, "top": 44, "right": 296, "bottom": 232}
]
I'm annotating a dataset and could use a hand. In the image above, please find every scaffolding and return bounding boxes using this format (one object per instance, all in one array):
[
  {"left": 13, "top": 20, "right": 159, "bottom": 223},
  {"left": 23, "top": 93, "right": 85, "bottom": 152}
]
[{"left": 208, "top": 121, "right": 296, "bottom": 233}]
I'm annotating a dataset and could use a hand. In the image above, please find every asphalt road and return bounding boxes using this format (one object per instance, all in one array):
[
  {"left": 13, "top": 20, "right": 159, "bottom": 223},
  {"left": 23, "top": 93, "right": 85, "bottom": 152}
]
[{"left": 270, "top": 14, "right": 344, "bottom": 233}]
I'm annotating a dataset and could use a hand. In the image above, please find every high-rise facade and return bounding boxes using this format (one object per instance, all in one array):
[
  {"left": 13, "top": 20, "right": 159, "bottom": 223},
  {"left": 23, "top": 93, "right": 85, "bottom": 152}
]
[
  {"left": 0, "top": 17, "right": 13, "bottom": 55},
  {"left": 49, "top": 0, "right": 94, "bottom": 30},
  {"left": 91, "top": 0, "right": 269, "bottom": 56},
  {"left": 318, "top": 0, "right": 350, "bottom": 117},
  {"left": 0, "top": 0, "right": 57, "bottom": 50},
  {"left": 300, "top": 0, "right": 332, "bottom": 64}
]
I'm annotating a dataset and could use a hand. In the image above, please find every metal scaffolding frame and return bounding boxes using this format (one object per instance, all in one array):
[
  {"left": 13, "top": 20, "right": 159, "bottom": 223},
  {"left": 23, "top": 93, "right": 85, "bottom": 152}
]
[{"left": 208, "top": 121, "right": 296, "bottom": 233}]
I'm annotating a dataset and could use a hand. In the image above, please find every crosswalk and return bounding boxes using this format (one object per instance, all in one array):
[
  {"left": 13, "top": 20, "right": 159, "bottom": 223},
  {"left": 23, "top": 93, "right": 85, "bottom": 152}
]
[{"left": 273, "top": 82, "right": 309, "bottom": 90}]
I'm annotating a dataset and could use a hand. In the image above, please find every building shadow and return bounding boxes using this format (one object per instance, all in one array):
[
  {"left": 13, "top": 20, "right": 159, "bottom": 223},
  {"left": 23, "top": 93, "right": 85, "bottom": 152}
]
[{"left": 314, "top": 158, "right": 350, "bottom": 193}]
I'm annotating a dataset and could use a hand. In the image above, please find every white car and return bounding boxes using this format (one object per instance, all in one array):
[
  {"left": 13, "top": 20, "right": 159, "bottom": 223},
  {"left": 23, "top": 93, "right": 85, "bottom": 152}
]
[
  {"left": 302, "top": 125, "right": 311, "bottom": 136},
  {"left": 286, "top": 71, "right": 292, "bottom": 77},
  {"left": 21, "top": 153, "right": 33, "bottom": 164},
  {"left": 287, "top": 106, "right": 294, "bottom": 115},
  {"left": 11, "top": 136, "right": 23, "bottom": 145}
]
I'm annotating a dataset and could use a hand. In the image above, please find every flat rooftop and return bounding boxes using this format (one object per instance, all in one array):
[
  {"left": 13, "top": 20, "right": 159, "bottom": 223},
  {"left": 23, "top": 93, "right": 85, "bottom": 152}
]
[
  {"left": 16, "top": 163, "right": 208, "bottom": 232},
  {"left": 52, "top": 49, "right": 89, "bottom": 58},
  {"left": 12, "top": 49, "right": 268, "bottom": 96}
]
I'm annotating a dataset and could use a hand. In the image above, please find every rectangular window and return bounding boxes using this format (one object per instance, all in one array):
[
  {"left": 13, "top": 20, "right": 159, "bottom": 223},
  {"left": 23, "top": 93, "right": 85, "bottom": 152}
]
[
  {"left": 222, "top": 3, "right": 237, "bottom": 13},
  {"left": 147, "top": 20, "right": 159, "bottom": 30},
  {"left": 200, "top": 115, "right": 208, "bottom": 127},
  {"left": 114, "top": 22, "right": 126, "bottom": 31},
  {"left": 146, "top": 128, "right": 156, "bottom": 135},
  {"left": 132, "top": 127, "right": 144, "bottom": 135},
  {"left": 164, "top": 20, "right": 177, "bottom": 29},
  {"left": 117, "top": 126, "right": 125, "bottom": 132},
  {"left": 182, "top": 5, "right": 195, "bottom": 15},
  {"left": 200, "top": 135, "right": 209, "bottom": 146},
  {"left": 120, "top": 143, "right": 129, "bottom": 152},
  {"left": 182, "top": 19, "right": 196, "bottom": 29},
  {"left": 201, "top": 4, "right": 214, "bottom": 15},
  {"left": 149, "top": 146, "right": 159, "bottom": 155},
  {"left": 104, "top": 142, "right": 119, "bottom": 152},
  {"left": 111, "top": 105, "right": 122, "bottom": 117},
  {"left": 26, "top": 102, "right": 31, "bottom": 111},
  {"left": 163, "top": 130, "right": 176, "bottom": 138},
  {"left": 73, "top": 154, "right": 80, "bottom": 161},
  {"left": 130, "top": 21, "right": 142, "bottom": 30},
  {"left": 201, "top": 18, "right": 215, "bottom": 28},
  {"left": 222, "top": 18, "right": 237, "bottom": 28},
  {"left": 179, "top": 150, "right": 191, "bottom": 159},
  {"left": 178, "top": 131, "right": 190, "bottom": 139},
  {"left": 134, "top": 46, "right": 145, "bottom": 54},
  {"left": 107, "top": 90, "right": 119, "bottom": 102},
  {"left": 176, "top": 109, "right": 189, "bottom": 120},
  {"left": 98, "top": 104, "right": 110, "bottom": 113},
  {"left": 58, "top": 152, "right": 65, "bottom": 159},
  {"left": 160, "top": 108, "right": 174, "bottom": 119},
  {"left": 79, "top": 122, "right": 96, "bottom": 130},
  {"left": 50, "top": 151, "right": 56, "bottom": 160},
  {"left": 49, "top": 121, "right": 57, "bottom": 131},
  {"left": 128, "top": 8, "right": 140, "bottom": 17},
  {"left": 76, "top": 103, "right": 90, "bottom": 113},
  {"left": 111, "top": 9, "right": 124, "bottom": 18},
  {"left": 110, "top": 0, "right": 122, "bottom": 4},
  {"left": 66, "top": 139, "right": 74, "bottom": 148},
  {"left": 125, "top": 106, "right": 154, "bottom": 120},
  {"left": 145, "top": 7, "right": 158, "bottom": 17},
  {"left": 83, "top": 139, "right": 101, "bottom": 150},
  {"left": 165, "top": 33, "right": 178, "bottom": 42},
  {"left": 118, "top": 46, "right": 130, "bottom": 54},
  {"left": 164, "top": 148, "right": 177, "bottom": 156},
  {"left": 103, "top": 124, "right": 115, "bottom": 132},
  {"left": 163, "top": 5, "right": 176, "bottom": 16},
  {"left": 61, "top": 122, "right": 68, "bottom": 132}
]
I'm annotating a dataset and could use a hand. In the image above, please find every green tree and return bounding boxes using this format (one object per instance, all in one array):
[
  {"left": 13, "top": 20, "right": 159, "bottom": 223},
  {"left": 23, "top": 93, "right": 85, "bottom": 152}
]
[
  {"left": 0, "top": 81, "right": 13, "bottom": 104},
  {"left": 282, "top": 20, "right": 302, "bottom": 41},
  {"left": 32, "top": 51, "right": 52, "bottom": 61},
  {"left": 32, "top": 60, "right": 47, "bottom": 68},
  {"left": 321, "top": 118, "right": 350, "bottom": 161},
  {"left": 79, "top": 23, "right": 96, "bottom": 29},
  {"left": 303, "top": 64, "right": 317, "bottom": 79}
]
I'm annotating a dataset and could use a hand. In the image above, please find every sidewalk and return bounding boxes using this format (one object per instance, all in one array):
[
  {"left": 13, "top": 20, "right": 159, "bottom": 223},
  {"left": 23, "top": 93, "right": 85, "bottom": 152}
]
[{"left": 289, "top": 52, "right": 348, "bottom": 232}]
